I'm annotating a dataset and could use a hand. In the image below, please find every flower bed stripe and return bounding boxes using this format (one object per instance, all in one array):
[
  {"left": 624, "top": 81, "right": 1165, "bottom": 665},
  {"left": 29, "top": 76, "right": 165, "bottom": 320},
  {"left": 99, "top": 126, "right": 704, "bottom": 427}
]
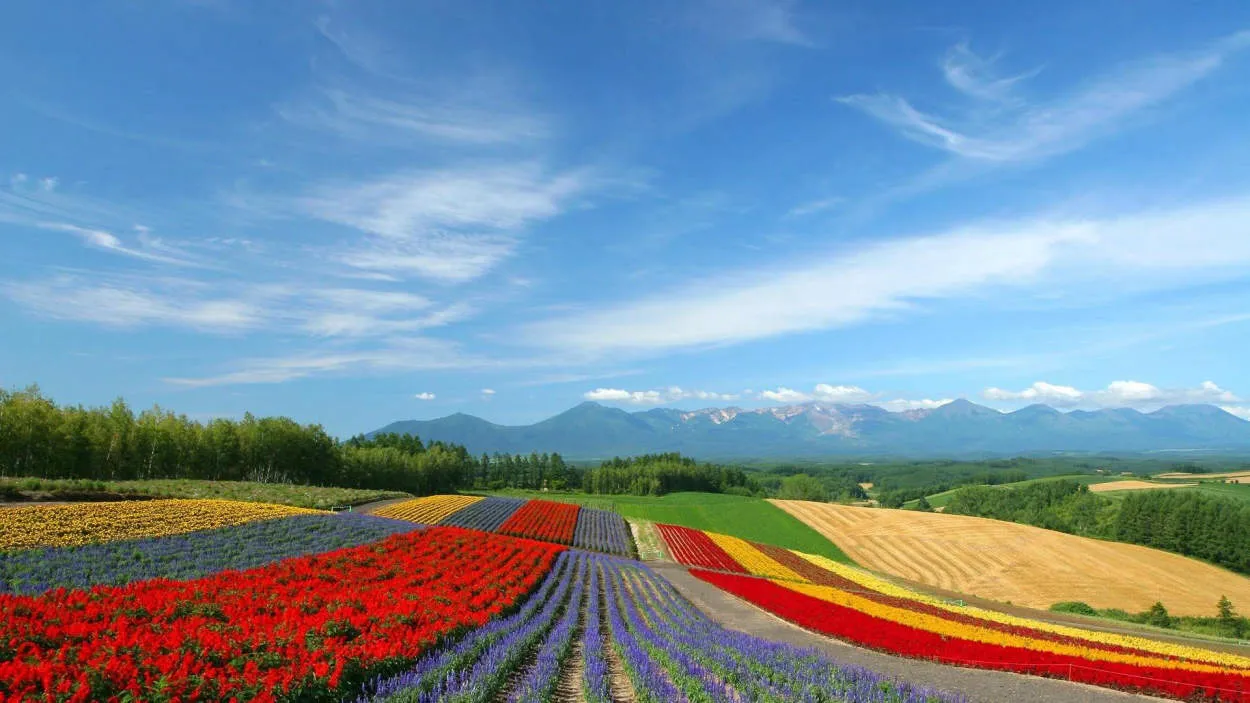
[
  {"left": 0, "top": 526, "right": 563, "bottom": 701},
  {"left": 706, "top": 532, "right": 805, "bottom": 581},
  {"left": 373, "top": 494, "right": 484, "bottom": 524},
  {"left": 654, "top": 523, "right": 747, "bottom": 573},
  {"left": 499, "top": 499, "right": 580, "bottom": 545},
  {"left": 0, "top": 499, "right": 318, "bottom": 552},
  {"left": 695, "top": 569, "right": 1250, "bottom": 702},
  {"left": 0, "top": 512, "right": 421, "bottom": 595},
  {"left": 439, "top": 496, "right": 527, "bottom": 532},
  {"left": 573, "top": 508, "right": 635, "bottom": 557},
  {"left": 792, "top": 549, "right": 1250, "bottom": 670}
]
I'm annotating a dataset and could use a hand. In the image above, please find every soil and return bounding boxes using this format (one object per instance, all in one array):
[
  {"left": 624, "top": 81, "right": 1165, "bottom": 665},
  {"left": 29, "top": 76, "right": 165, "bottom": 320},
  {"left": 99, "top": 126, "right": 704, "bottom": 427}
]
[{"left": 652, "top": 562, "right": 1171, "bottom": 703}]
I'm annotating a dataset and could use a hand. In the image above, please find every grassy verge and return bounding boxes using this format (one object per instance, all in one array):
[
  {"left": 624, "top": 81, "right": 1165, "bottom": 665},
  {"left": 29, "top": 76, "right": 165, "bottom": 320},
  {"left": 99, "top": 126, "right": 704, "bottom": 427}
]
[
  {"left": 0, "top": 477, "right": 409, "bottom": 510},
  {"left": 477, "top": 489, "right": 852, "bottom": 563},
  {"left": 1051, "top": 601, "right": 1250, "bottom": 645}
]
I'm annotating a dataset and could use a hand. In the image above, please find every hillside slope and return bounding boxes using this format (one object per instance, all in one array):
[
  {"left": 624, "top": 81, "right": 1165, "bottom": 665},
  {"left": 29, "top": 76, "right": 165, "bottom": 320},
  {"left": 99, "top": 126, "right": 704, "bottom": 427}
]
[{"left": 771, "top": 500, "right": 1250, "bottom": 615}]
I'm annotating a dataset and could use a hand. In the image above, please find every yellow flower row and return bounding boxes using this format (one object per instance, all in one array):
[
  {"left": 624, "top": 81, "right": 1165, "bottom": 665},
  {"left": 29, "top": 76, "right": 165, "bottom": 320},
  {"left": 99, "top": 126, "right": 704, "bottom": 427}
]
[
  {"left": 704, "top": 532, "right": 805, "bottom": 582},
  {"left": 790, "top": 550, "right": 1250, "bottom": 670},
  {"left": 0, "top": 499, "right": 318, "bottom": 552},
  {"left": 374, "top": 495, "right": 483, "bottom": 524},
  {"left": 778, "top": 577, "right": 1236, "bottom": 675}
]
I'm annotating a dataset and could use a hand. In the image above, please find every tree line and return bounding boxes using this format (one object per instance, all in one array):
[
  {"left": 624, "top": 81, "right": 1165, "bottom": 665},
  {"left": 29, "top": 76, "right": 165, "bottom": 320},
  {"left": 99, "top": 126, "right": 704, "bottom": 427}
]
[
  {"left": 0, "top": 387, "right": 761, "bottom": 499},
  {"left": 944, "top": 480, "right": 1250, "bottom": 576}
]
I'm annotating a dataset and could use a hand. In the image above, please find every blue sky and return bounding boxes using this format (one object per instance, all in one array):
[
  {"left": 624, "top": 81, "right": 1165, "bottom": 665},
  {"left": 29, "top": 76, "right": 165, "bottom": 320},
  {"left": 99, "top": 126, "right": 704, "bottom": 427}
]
[{"left": 4, "top": 1, "right": 1250, "bottom": 436}]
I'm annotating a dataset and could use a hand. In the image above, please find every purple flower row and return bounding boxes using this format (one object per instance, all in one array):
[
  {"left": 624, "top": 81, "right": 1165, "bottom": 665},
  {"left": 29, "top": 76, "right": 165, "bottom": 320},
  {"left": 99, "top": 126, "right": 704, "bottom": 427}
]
[
  {"left": 572, "top": 508, "right": 635, "bottom": 557},
  {"left": 439, "top": 496, "right": 526, "bottom": 532},
  {"left": 362, "top": 547, "right": 966, "bottom": 703},
  {"left": 0, "top": 513, "right": 420, "bottom": 595}
]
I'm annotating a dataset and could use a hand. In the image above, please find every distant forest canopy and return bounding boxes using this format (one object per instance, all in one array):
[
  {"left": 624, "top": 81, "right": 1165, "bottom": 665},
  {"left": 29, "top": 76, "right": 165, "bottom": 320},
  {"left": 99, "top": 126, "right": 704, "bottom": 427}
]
[
  {"left": 944, "top": 480, "right": 1250, "bottom": 576},
  {"left": 0, "top": 388, "right": 756, "bottom": 498}
]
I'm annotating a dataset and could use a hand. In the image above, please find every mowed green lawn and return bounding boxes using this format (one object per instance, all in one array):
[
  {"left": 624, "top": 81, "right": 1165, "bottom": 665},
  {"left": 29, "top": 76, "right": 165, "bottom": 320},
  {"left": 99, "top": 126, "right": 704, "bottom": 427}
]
[{"left": 479, "top": 489, "right": 852, "bottom": 563}]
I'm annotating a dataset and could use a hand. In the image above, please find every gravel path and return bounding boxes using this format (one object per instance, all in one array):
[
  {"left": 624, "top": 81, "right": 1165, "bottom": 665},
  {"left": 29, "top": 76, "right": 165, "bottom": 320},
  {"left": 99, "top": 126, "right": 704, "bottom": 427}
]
[{"left": 652, "top": 563, "right": 1171, "bottom": 703}]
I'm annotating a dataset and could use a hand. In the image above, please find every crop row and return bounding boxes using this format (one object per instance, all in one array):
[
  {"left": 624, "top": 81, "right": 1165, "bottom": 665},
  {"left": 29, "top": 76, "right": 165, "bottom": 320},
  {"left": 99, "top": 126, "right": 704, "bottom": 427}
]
[
  {"left": 378, "top": 495, "right": 637, "bottom": 556},
  {"left": 0, "top": 526, "right": 562, "bottom": 701},
  {"left": 0, "top": 512, "right": 421, "bottom": 595},
  {"left": 362, "top": 550, "right": 964, "bottom": 703},
  {"left": 656, "top": 523, "right": 1250, "bottom": 701},
  {"left": 499, "top": 499, "right": 581, "bottom": 545},
  {"left": 0, "top": 499, "right": 318, "bottom": 552}
]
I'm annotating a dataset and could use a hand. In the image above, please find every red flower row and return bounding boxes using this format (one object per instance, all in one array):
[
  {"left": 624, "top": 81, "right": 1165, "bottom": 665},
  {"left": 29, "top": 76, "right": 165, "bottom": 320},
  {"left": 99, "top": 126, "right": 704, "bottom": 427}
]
[
  {"left": 695, "top": 570, "right": 1250, "bottom": 703},
  {"left": 0, "top": 527, "right": 563, "bottom": 702},
  {"left": 655, "top": 524, "right": 747, "bottom": 573},
  {"left": 498, "top": 500, "right": 580, "bottom": 545}
]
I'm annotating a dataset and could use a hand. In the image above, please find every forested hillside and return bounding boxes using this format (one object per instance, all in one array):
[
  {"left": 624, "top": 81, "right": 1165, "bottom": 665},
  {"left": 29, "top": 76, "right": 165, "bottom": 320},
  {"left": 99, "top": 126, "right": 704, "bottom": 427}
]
[{"left": 944, "top": 480, "right": 1250, "bottom": 575}]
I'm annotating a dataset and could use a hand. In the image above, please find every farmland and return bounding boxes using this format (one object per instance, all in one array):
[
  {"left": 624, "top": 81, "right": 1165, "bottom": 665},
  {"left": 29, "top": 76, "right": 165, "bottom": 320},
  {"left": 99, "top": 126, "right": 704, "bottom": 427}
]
[
  {"left": 0, "top": 476, "right": 408, "bottom": 509},
  {"left": 480, "top": 489, "right": 851, "bottom": 562},
  {"left": 0, "top": 498, "right": 974, "bottom": 702},
  {"left": 654, "top": 522, "right": 1250, "bottom": 701},
  {"left": 771, "top": 500, "right": 1250, "bottom": 616}
]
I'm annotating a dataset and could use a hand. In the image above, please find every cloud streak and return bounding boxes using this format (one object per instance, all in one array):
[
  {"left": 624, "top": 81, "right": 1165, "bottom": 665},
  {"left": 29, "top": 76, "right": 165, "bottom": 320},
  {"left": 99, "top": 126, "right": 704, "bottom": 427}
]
[
  {"left": 983, "top": 380, "right": 1240, "bottom": 408},
  {"left": 841, "top": 31, "right": 1250, "bottom": 163},
  {"left": 524, "top": 194, "right": 1250, "bottom": 356}
]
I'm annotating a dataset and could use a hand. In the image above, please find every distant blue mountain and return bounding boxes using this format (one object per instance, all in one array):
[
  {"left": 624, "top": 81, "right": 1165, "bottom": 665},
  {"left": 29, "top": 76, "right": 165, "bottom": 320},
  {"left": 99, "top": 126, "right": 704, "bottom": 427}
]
[{"left": 371, "top": 400, "right": 1250, "bottom": 459}]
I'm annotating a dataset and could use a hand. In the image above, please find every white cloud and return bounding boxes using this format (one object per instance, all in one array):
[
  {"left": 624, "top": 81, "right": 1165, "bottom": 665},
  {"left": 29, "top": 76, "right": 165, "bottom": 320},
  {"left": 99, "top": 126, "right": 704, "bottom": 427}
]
[
  {"left": 280, "top": 87, "right": 546, "bottom": 146},
  {"left": 875, "top": 398, "right": 954, "bottom": 412},
  {"left": 481, "top": 388, "right": 496, "bottom": 396},
  {"left": 941, "top": 42, "right": 1039, "bottom": 104},
  {"left": 583, "top": 386, "right": 740, "bottom": 404},
  {"left": 303, "top": 164, "right": 589, "bottom": 282},
  {"left": 9, "top": 173, "right": 27, "bottom": 187},
  {"left": 983, "top": 380, "right": 1240, "bottom": 408},
  {"left": 758, "top": 387, "right": 810, "bottom": 403},
  {"left": 812, "top": 384, "right": 872, "bottom": 402},
  {"left": 524, "top": 194, "right": 1250, "bottom": 355},
  {"left": 414, "top": 392, "right": 436, "bottom": 400},
  {"left": 787, "top": 196, "right": 844, "bottom": 218},
  {"left": 841, "top": 31, "right": 1249, "bottom": 163},
  {"left": 41, "top": 223, "right": 197, "bottom": 266},
  {"left": 1221, "top": 406, "right": 1250, "bottom": 421},
  {"left": 4, "top": 276, "right": 262, "bottom": 332},
  {"left": 984, "top": 381, "right": 1084, "bottom": 406},
  {"left": 39, "top": 177, "right": 58, "bottom": 192}
]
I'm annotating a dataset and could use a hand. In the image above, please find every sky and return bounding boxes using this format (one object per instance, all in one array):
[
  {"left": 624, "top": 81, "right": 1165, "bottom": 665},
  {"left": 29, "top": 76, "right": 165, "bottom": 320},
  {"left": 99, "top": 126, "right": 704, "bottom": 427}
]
[{"left": 3, "top": 1, "right": 1250, "bottom": 436}]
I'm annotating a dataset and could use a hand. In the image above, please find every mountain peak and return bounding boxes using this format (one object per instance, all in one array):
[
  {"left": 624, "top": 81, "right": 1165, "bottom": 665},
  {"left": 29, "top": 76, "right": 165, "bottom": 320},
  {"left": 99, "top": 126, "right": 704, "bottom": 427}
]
[{"left": 930, "top": 398, "right": 1000, "bottom": 417}]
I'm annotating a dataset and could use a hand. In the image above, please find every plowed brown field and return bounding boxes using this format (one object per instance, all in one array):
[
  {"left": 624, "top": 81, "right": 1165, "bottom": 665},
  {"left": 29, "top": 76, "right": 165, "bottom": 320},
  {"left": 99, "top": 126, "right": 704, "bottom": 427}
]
[
  {"left": 1157, "top": 470, "right": 1250, "bottom": 479},
  {"left": 771, "top": 500, "right": 1250, "bottom": 615}
]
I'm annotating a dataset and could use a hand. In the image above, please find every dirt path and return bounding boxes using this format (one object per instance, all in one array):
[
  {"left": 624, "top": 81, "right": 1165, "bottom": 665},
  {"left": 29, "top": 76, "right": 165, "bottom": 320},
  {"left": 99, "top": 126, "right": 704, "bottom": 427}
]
[
  {"left": 652, "top": 563, "right": 1170, "bottom": 703},
  {"left": 553, "top": 591, "right": 589, "bottom": 703},
  {"left": 601, "top": 583, "right": 638, "bottom": 703}
]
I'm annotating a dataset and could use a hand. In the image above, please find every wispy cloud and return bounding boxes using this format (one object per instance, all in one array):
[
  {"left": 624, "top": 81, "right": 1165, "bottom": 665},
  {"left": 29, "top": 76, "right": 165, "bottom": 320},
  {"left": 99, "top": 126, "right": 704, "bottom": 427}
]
[
  {"left": 688, "top": 0, "right": 813, "bottom": 47},
  {"left": 524, "top": 194, "right": 1250, "bottom": 356},
  {"left": 414, "top": 392, "right": 436, "bottom": 400},
  {"left": 40, "top": 223, "right": 198, "bottom": 267},
  {"left": 841, "top": 30, "right": 1250, "bottom": 163},
  {"left": 984, "top": 380, "right": 1240, "bottom": 408},
  {"left": 3, "top": 275, "right": 263, "bottom": 332},
  {"left": 302, "top": 163, "right": 591, "bottom": 282},
  {"left": 584, "top": 386, "right": 741, "bottom": 404},
  {"left": 786, "top": 196, "right": 844, "bottom": 218}
]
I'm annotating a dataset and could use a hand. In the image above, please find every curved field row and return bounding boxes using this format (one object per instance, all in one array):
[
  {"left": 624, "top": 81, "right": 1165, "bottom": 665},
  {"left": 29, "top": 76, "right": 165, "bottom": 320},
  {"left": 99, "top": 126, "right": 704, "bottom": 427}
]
[
  {"left": 655, "top": 522, "right": 1250, "bottom": 700},
  {"left": 372, "top": 494, "right": 484, "bottom": 523},
  {"left": 770, "top": 499, "right": 1250, "bottom": 616},
  {"left": 0, "top": 513, "right": 421, "bottom": 595},
  {"left": 0, "top": 499, "right": 318, "bottom": 552},
  {"left": 374, "top": 494, "right": 637, "bottom": 556},
  {"left": 1088, "top": 480, "right": 1195, "bottom": 492}
]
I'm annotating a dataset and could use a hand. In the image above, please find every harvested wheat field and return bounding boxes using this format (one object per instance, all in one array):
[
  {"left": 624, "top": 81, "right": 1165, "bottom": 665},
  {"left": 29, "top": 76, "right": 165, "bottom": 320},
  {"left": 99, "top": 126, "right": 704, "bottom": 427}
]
[
  {"left": 1088, "top": 480, "right": 1196, "bottom": 492},
  {"left": 771, "top": 499, "right": 1250, "bottom": 615},
  {"left": 1157, "top": 469, "right": 1250, "bottom": 479}
]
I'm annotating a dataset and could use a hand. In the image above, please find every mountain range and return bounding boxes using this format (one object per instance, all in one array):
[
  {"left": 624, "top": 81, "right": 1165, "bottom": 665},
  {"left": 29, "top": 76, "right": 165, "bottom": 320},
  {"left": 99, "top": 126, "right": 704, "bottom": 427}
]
[{"left": 371, "top": 400, "right": 1250, "bottom": 459}]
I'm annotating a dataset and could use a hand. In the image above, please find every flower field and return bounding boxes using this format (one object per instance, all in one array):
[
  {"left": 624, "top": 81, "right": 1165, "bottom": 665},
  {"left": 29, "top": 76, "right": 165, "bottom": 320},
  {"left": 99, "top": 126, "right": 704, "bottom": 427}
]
[
  {"left": 373, "top": 494, "right": 484, "bottom": 524},
  {"left": 0, "top": 526, "right": 562, "bottom": 701},
  {"left": 361, "top": 550, "right": 964, "bottom": 703},
  {"left": 0, "top": 499, "right": 318, "bottom": 551},
  {"left": 0, "top": 512, "right": 421, "bottom": 594},
  {"left": 498, "top": 499, "right": 581, "bottom": 545},
  {"left": 656, "top": 523, "right": 1250, "bottom": 701},
  {"left": 373, "top": 494, "right": 637, "bottom": 556}
]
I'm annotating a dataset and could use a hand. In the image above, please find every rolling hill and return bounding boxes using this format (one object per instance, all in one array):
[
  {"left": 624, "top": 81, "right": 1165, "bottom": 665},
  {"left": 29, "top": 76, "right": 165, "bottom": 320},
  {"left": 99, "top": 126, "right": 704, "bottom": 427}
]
[{"left": 372, "top": 399, "right": 1250, "bottom": 458}]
